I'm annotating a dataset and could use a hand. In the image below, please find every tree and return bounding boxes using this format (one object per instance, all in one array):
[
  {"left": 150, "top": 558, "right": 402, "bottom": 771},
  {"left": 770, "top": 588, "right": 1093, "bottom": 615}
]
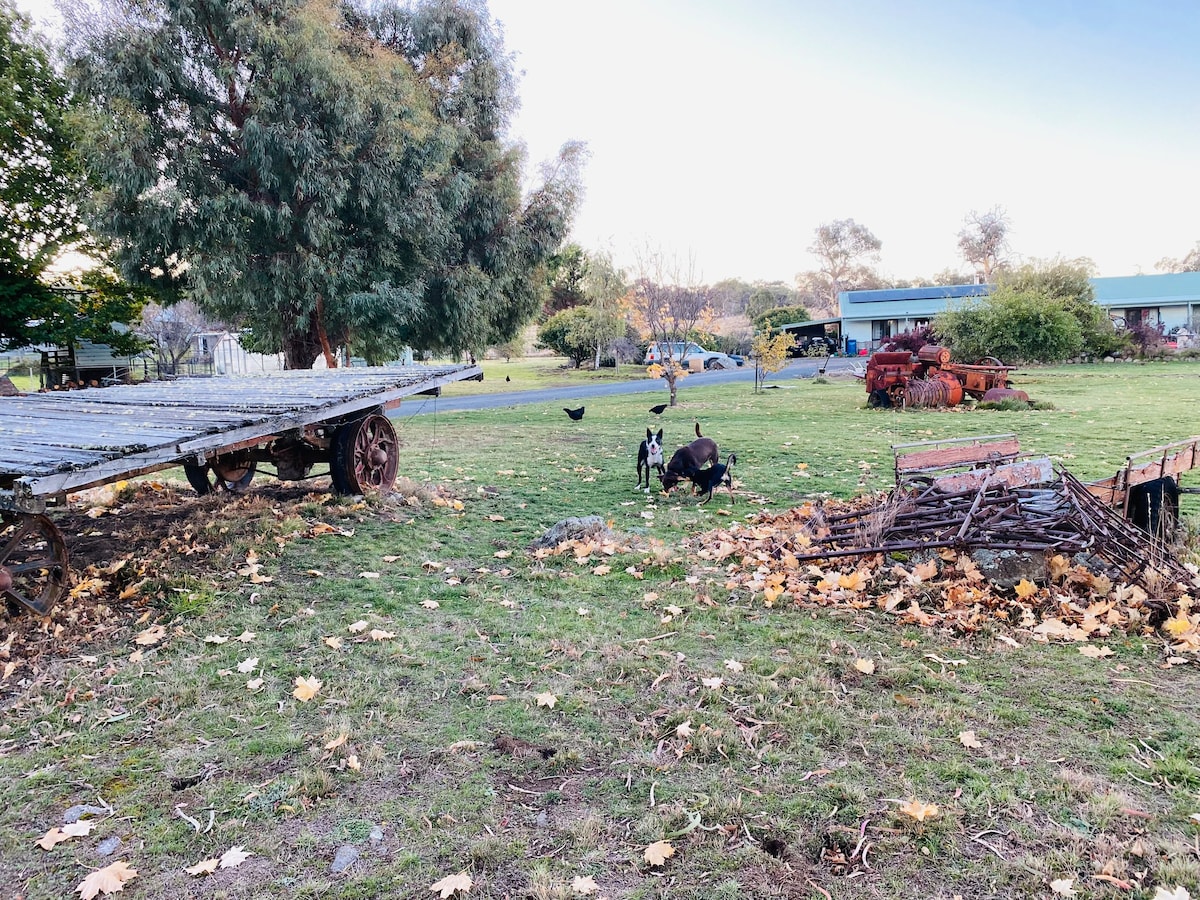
[
  {"left": 806, "top": 219, "right": 883, "bottom": 314},
  {"left": 544, "top": 243, "right": 589, "bottom": 315},
  {"left": 630, "top": 251, "right": 714, "bottom": 407},
  {"left": 536, "top": 306, "right": 599, "bottom": 367},
  {"left": 73, "top": 0, "right": 582, "bottom": 369},
  {"left": 958, "top": 207, "right": 1011, "bottom": 282},
  {"left": 753, "top": 305, "right": 810, "bottom": 332},
  {"left": 580, "top": 250, "right": 629, "bottom": 368},
  {"left": 1156, "top": 242, "right": 1200, "bottom": 273},
  {"left": 141, "top": 298, "right": 212, "bottom": 376},
  {"left": 0, "top": 1, "right": 94, "bottom": 350},
  {"left": 935, "top": 286, "right": 1082, "bottom": 363},
  {"left": 750, "top": 331, "right": 793, "bottom": 393},
  {"left": 998, "top": 258, "right": 1124, "bottom": 357}
]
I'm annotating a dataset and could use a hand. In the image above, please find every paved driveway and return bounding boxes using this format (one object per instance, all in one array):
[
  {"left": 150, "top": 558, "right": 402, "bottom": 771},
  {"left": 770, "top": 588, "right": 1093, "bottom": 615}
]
[{"left": 393, "top": 357, "right": 862, "bottom": 417}]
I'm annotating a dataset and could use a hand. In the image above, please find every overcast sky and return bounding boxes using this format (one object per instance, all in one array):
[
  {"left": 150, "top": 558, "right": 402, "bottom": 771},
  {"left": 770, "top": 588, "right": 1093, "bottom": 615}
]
[{"left": 15, "top": 0, "right": 1200, "bottom": 285}]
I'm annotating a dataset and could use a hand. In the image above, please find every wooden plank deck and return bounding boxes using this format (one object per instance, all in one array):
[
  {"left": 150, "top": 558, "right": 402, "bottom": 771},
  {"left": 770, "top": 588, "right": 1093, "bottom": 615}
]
[{"left": 0, "top": 365, "right": 479, "bottom": 508}]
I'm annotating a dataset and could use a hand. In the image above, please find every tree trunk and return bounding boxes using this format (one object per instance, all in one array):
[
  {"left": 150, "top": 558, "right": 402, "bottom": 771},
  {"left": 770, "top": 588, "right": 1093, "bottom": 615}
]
[{"left": 282, "top": 318, "right": 324, "bottom": 370}]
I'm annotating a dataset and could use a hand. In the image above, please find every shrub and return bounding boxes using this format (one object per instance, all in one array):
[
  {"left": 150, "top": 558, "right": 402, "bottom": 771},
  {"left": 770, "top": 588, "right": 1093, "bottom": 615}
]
[
  {"left": 753, "top": 305, "right": 811, "bottom": 332},
  {"left": 936, "top": 286, "right": 1082, "bottom": 363}
]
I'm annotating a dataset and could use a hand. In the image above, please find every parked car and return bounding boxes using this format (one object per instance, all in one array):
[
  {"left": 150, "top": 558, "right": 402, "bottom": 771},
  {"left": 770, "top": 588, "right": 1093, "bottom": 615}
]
[{"left": 644, "top": 341, "right": 742, "bottom": 369}]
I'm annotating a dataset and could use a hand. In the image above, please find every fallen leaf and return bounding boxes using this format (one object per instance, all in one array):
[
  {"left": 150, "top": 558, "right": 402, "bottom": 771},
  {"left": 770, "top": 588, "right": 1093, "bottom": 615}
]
[
  {"left": 429, "top": 871, "right": 473, "bottom": 897},
  {"left": 324, "top": 636, "right": 343, "bottom": 650},
  {"left": 1153, "top": 887, "right": 1192, "bottom": 900},
  {"left": 324, "top": 733, "right": 348, "bottom": 751},
  {"left": 576, "top": 608, "right": 590, "bottom": 616},
  {"left": 1078, "top": 645, "right": 1114, "bottom": 659},
  {"left": 592, "top": 564, "right": 612, "bottom": 576},
  {"left": 644, "top": 840, "right": 675, "bottom": 867},
  {"left": 701, "top": 676, "right": 723, "bottom": 689},
  {"left": 36, "top": 827, "right": 71, "bottom": 850},
  {"left": 854, "top": 658, "right": 876, "bottom": 675},
  {"left": 571, "top": 874, "right": 599, "bottom": 895},
  {"left": 897, "top": 798, "right": 939, "bottom": 822},
  {"left": 535, "top": 691, "right": 558, "bottom": 709},
  {"left": 346, "top": 754, "right": 361, "bottom": 771},
  {"left": 676, "top": 719, "right": 694, "bottom": 739},
  {"left": 185, "top": 858, "right": 219, "bottom": 876},
  {"left": 1014, "top": 579, "right": 1038, "bottom": 599},
  {"left": 369, "top": 629, "right": 395, "bottom": 641},
  {"left": 358, "top": 571, "right": 380, "bottom": 579},
  {"left": 494, "top": 550, "right": 512, "bottom": 559},
  {"left": 958, "top": 730, "right": 983, "bottom": 749},
  {"left": 246, "top": 678, "right": 263, "bottom": 691},
  {"left": 347, "top": 621, "right": 368, "bottom": 633},
  {"left": 236, "top": 631, "right": 256, "bottom": 643},
  {"left": 421, "top": 600, "right": 441, "bottom": 610},
  {"left": 76, "top": 860, "right": 138, "bottom": 898},
  {"left": 293, "top": 676, "right": 322, "bottom": 702},
  {"left": 133, "top": 624, "right": 167, "bottom": 646},
  {"left": 724, "top": 659, "right": 744, "bottom": 673},
  {"left": 236, "top": 656, "right": 258, "bottom": 674},
  {"left": 1050, "top": 877, "right": 1078, "bottom": 897},
  {"left": 218, "top": 845, "right": 251, "bottom": 869},
  {"left": 203, "top": 634, "right": 229, "bottom": 644}
]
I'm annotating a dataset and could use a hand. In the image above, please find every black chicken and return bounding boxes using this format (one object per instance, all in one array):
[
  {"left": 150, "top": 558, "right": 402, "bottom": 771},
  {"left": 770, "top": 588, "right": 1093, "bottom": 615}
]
[
  {"left": 563, "top": 406, "right": 585, "bottom": 420},
  {"left": 649, "top": 403, "right": 668, "bottom": 415}
]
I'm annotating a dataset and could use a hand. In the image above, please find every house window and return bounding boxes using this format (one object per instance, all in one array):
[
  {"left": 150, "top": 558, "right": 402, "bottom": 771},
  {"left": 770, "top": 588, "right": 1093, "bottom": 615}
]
[
  {"left": 1125, "top": 307, "right": 1161, "bottom": 327},
  {"left": 871, "top": 320, "right": 897, "bottom": 341}
]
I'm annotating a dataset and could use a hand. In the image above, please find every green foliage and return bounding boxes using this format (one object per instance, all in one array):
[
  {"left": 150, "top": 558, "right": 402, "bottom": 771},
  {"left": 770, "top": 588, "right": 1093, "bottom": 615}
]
[
  {"left": 936, "top": 286, "right": 1083, "bottom": 363},
  {"left": 998, "top": 259, "right": 1125, "bottom": 357},
  {"left": 753, "top": 305, "right": 811, "bottom": 332},
  {"left": 536, "top": 306, "right": 600, "bottom": 367},
  {"left": 545, "top": 243, "right": 589, "bottom": 314},
  {"left": 74, "top": 0, "right": 582, "bottom": 368},
  {"left": 0, "top": 2, "right": 99, "bottom": 349}
]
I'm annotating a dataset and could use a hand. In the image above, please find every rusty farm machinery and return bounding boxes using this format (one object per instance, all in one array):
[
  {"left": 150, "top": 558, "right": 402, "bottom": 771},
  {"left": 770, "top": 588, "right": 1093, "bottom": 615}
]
[{"left": 864, "top": 345, "right": 1028, "bottom": 409}]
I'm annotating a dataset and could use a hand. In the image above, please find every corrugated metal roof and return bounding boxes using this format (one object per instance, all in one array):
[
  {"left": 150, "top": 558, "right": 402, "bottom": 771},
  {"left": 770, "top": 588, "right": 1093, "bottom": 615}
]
[{"left": 841, "top": 284, "right": 990, "bottom": 305}]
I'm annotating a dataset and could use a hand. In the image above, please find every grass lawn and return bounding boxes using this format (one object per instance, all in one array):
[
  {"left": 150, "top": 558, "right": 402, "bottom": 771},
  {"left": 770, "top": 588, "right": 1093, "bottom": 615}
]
[
  {"left": 3, "top": 362, "right": 1200, "bottom": 899},
  {"left": 438, "top": 356, "right": 649, "bottom": 396}
]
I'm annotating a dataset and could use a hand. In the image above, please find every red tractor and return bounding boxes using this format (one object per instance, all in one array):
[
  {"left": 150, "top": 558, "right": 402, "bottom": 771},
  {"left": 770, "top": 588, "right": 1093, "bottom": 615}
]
[{"left": 864, "top": 345, "right": 1027, "bottom": 408}]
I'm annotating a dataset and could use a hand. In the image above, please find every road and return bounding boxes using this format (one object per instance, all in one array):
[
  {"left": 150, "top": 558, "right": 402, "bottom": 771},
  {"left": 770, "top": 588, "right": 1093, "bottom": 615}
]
[{"left": 393, "top": 356, "right": 863, "bottom": 416}]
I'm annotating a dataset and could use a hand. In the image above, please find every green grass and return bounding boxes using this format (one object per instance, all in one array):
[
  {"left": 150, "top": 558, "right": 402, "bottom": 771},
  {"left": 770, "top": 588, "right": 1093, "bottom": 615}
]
[
  {"left": 438, "top": 355, "right": 649, "bottom": 396},
  {"left": 3, "top": 362, "right": 1200, "bottom": 898}
]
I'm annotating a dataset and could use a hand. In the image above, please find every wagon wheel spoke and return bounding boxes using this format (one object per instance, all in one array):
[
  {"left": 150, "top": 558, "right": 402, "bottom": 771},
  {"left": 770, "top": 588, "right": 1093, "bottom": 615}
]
[
  {"left": 332, "top": 413, "right": 399, "bottom": 494},
  {"left": 0, "top": 513, "right": 70, "bottom": 617}
]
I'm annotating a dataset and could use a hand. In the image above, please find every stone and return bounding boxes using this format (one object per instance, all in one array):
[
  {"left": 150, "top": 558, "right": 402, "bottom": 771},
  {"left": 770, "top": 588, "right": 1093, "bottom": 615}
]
[
  {"left": 369, "top": 825, "right": 384, "bottom": 845},
  {"left": 64, "top": 804, "right": 109, "bottom": 824},
  {"left": 528, "top": 515, "right": 610, "bottom": 550},
  {"left": 330, "top": 845, "right": 359, "bottom": 874},
  {"left": 969, "top": 549, "right": 1048, "bottom": 590},
  {"left": 96, "top": 836, "right": 122, "bottom": 857}
]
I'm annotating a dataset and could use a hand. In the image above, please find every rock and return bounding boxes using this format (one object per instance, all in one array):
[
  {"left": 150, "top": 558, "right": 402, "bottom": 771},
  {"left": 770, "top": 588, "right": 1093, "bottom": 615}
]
[
  {"left": 528, "top": 515, "right": 610, "bottom": 550},
  {"left": 535, "top": 810, "right": 549, "bottom": 829},
  {"left": 330, "top": 845, "right": 359, "bottom": 874},
  {"left": 1103, "top": 356, "right": 1115, "bottom": 363},
  {"left": 64, "top": 804, "right": 109, "bottom": 824},
  {"left": 96, "top": 836, "right": 122, "bottom": 857},
  {"left": 969, "top": 549, "right": 1048, "bottom": 590},
  {"left": 369, "top": 825, "right": 384, "bottom": 845}
]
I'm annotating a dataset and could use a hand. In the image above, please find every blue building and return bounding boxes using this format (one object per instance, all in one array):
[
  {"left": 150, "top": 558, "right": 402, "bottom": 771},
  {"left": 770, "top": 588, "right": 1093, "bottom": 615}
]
[{"left": 837, "top": 272, "right": 1200, "bottom": 354}]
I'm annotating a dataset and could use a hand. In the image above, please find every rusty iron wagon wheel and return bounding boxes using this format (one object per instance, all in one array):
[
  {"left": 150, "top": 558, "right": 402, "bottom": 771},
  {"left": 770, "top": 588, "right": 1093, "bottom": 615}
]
[
  {"left": 331, "top": 412, "right": 399, "bottom": 495},
  {"left": 1, "top": 512, "right": 70, "bottom": 616},
  {"left": 183, "top": 453, "right": 257, "bottom": 496}
]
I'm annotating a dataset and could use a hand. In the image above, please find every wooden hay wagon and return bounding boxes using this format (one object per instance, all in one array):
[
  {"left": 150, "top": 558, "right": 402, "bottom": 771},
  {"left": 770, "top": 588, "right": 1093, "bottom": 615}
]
[{"left": 0, "top": 364, "right": 481, "bottom": 616}]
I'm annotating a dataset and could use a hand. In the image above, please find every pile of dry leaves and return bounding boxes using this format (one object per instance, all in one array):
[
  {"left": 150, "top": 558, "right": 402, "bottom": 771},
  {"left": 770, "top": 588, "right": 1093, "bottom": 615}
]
[{"left": 693, "top": 496, "right": 1200, "bottom": 658}]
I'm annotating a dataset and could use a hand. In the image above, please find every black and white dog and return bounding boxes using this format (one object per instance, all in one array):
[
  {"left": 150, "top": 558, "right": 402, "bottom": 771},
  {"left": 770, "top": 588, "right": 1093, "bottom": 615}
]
[{"left": 636, "top": 428, "right": 665, "bottom": 491}]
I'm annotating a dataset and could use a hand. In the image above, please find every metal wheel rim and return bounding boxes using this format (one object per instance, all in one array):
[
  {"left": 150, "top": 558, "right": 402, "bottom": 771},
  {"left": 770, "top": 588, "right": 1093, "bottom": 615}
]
[
  {"left": 0, "top": 513, "right": 69, "bottom": 616},
  {"left": 350, "top": 414, "right": 399, "bottom": 491}
]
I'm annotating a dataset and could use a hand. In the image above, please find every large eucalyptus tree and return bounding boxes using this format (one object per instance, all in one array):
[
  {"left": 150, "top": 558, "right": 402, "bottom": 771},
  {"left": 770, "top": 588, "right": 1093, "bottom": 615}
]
[{"left": 72, "top": 0, "right": 582, "bottom": 367}]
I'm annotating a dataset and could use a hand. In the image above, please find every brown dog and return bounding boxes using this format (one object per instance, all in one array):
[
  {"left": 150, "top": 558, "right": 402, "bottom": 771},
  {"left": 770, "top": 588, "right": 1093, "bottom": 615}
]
[{"left": 659, "top": 423, "right": 718, "bottom": 492}]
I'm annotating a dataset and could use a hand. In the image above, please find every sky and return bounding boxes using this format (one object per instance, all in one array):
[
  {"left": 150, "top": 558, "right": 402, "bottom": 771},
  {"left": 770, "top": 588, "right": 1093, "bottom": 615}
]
[{"left": 14, "top": 0, "right": 1200, "bottom": 285}]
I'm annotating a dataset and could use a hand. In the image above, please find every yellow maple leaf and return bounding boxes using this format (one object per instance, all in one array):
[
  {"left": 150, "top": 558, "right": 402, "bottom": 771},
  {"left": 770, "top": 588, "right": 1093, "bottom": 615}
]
[
  {"left": 421, "top": 600, "right": 440, "bottom": 610},
  {"left": 535, "top": 691, "right": 557, "bottom": 709},
  {"left": 218, "top": 846, "right": 251, "bottom": 869},
  {"left": 324, "top": 636, "right": 343, "bottom": 650},
  {"left": 1048, "top": 554, "right": 1071, "bottom": 581},
  {"left": 854, "top": 658, "right": 875, "bottom": 675},
  {"left": 368, "top": 629, "right": 395, "bottom": 641},
  {"left": 838, "top": 570, "right": 868, "bottom": 592},
  {"left": 324, "top": 733, "right": 348, "bottom": 751},
  {"left": 429, "top": 871, "right": 473, "bottom": 898},
  {"left": 1014, "top": 579, "right": 1038, "bottom": 599},
  {"left": 293, "top": 676, "right": 322, "bottom": 702},
  {"left": 1078, "top": 645, "right": 1114, "bottom": 659},
  {"left": 912, "top": 559, "right": 938, "bottom": 581},
  {"left": 897, "top": 798, "right": 939, "bottom": 822},
  {"left": 644, "top": 840, "right": 675, "bottom": 866},
  {"left": 1164, "top": 609, "right": 1195, "bottom": 638},
  {"left": 76, "top": 860, "right": 138, "bottom": 899},
  {"left": 1049, "top": 878, "right": 1077, "bottom": 897},
  {"left": 592, "top": 564, "right": 612, "bottom": 576}
]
